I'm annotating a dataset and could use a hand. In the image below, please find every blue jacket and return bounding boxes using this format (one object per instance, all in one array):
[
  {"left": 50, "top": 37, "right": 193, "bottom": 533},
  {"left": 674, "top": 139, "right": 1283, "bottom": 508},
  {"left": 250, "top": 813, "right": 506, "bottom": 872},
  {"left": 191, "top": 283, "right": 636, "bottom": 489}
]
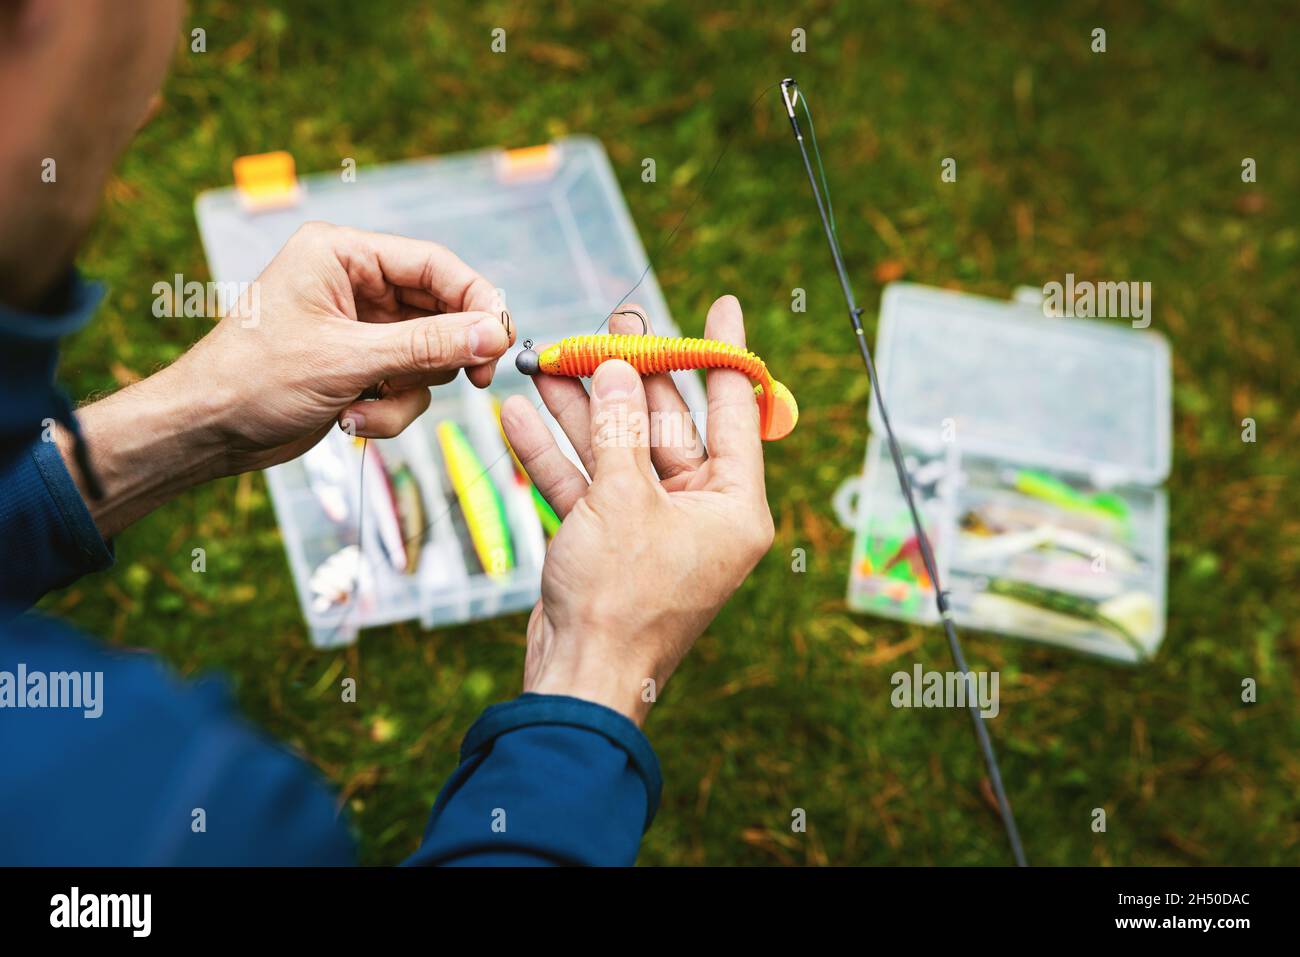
[{"left": 0, "top": 278, "right": 659, "bottom": 866}]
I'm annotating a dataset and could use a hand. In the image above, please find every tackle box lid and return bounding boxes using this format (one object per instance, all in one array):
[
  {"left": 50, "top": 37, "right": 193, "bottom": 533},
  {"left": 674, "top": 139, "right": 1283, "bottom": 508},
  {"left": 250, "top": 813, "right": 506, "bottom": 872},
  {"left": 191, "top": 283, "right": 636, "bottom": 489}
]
[
  {"left": 195, "top": 136, "right": 673, "bottom": 344},
  {"left": 870, "top": 283, "right": 1172, "bottom": 487}
]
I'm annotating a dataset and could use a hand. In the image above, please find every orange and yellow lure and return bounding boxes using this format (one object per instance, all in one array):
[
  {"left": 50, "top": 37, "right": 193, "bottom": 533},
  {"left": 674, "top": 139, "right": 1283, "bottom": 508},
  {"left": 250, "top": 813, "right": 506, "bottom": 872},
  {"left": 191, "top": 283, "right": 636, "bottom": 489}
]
[{"left": 515, "top": 333, "right": 798, "bottom": 441}]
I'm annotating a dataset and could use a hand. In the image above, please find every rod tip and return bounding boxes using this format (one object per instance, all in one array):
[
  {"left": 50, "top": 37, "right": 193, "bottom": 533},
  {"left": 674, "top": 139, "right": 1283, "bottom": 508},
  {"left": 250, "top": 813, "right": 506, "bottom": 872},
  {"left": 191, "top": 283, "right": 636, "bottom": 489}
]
[{"left": 780, "top": 79, "right": 799, "bottom": 117}]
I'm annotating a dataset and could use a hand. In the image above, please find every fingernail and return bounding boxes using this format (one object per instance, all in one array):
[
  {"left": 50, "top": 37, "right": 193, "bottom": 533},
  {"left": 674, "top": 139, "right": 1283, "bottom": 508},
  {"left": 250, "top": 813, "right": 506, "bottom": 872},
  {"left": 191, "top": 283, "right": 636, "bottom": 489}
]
[
  {"left": 469, "top": 315, "right": 508, "bottom": 359},
  {"left": 593, "top": 361, "right": 637, "bottom": 400},
  {"left": 341, "top": 411, "right": 365, "bottom": 433}
]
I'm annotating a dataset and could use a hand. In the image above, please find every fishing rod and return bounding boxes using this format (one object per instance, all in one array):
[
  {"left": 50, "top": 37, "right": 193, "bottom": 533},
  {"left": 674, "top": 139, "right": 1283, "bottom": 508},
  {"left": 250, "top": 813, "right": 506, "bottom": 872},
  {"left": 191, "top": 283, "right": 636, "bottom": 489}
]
[{"left": 779, "top": 78, "right": 1027, "bottom": 867}]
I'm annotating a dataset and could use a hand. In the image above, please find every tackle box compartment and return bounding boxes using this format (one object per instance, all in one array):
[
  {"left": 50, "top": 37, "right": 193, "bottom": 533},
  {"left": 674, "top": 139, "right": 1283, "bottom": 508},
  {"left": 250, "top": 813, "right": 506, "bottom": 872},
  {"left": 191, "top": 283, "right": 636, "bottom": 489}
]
[
  {"left": 196, "top": 137, "right": 707, "bottom": 646},
  {"left": 835, "top": 283, "right": 1171, "bottom": 663}
]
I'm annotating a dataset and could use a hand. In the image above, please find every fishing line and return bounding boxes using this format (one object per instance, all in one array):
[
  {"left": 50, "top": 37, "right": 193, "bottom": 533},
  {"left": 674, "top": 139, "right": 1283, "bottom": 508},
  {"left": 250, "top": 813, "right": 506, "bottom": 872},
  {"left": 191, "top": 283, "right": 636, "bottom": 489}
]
[
  {"left": 592, "top": 82, "right": 784, "bottom": 332},
  {"left": 780, "top": 78, "right": 1027, "bottom": 866},
  {"left": 319, "top": 80, "right": 782, "bottom": 645}
]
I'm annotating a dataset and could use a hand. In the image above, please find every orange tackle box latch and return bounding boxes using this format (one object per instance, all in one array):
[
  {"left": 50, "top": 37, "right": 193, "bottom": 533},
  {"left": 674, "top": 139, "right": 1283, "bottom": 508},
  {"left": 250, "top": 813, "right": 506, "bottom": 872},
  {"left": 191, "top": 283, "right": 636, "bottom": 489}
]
[
  {"left": 494, "top": 143, "right": 560, "bottom": 183},
  {"left": 233, "top": 150, "right": 302, "bottom": 212}
]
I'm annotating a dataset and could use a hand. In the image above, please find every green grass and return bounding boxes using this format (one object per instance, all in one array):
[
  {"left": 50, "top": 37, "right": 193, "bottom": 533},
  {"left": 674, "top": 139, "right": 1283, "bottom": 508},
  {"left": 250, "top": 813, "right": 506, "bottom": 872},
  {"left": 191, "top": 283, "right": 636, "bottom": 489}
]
[{"left": 45, "top": 0, "right": 1299, "bottom": 865}]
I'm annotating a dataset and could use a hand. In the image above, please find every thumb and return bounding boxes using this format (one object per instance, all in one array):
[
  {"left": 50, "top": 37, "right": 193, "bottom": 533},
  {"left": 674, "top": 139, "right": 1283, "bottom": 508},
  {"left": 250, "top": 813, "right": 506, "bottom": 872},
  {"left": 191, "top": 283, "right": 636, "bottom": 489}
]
[
  {"left": 588, "top": 360, "right": 652, "bottom": 480},
  {"left": 360, "top": 311, "right": 510, "bottom": 380}
]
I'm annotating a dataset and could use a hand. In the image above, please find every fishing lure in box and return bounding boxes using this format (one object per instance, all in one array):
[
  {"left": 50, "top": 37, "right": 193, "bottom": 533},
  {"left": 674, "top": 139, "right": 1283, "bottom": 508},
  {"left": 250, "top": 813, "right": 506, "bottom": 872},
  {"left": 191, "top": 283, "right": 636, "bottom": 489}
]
[
  {"left": 309, "top": 544, "right": 373, "bottom": 614},
  {"left": 494, "top": 397, "right": 562, "bottom": 538},
  {"left": 354, "top": 440, "right": 426, "bottom": 575},
  {"left": 1007, "top": 469, "right": 1131, "bottom": 529},
  {"left": 515, "top": 325, "right": 799, "bottom": 441},
  {"left": 436, "top": 420, "right": 515, "bottom": 580},
  {"left": 976, "top": 577, "right": 1155, "bottom": 658},
  {"left": 302, "top": 441, "right": 351, "bottom": 525},
  {"left": 957, "top": 521, "right": 1144, "bottom": 574},
  {"left": 388, "top": 463, "right": 427, "bottom": 572},
  {"left": 852, "top": 531, "right": 933, "bottom": 615}
]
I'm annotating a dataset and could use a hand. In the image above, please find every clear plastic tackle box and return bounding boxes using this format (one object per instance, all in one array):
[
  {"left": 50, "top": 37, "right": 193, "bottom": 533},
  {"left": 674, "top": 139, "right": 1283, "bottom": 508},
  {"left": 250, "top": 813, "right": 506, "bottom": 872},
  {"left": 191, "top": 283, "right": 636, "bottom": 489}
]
[
  {"left": 834, "top": 283, "right": 1171, "bottom": 663},
  {"left": 195, "top": 137, "right": 707, "bottom": 647}
]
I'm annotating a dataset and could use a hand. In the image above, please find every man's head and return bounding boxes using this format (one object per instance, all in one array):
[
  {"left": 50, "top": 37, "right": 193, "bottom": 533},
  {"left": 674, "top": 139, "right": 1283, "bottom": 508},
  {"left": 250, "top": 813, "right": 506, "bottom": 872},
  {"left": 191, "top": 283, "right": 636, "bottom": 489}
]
[{"left": 0, "top": 0, "right": 183, "bottom": 311}]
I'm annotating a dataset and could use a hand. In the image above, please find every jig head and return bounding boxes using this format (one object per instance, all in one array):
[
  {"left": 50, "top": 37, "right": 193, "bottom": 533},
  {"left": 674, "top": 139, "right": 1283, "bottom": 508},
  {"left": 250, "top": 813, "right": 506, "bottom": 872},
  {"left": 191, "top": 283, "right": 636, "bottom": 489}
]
[{"left": 514, "top": 313, "right": 798, "bottom": 441}]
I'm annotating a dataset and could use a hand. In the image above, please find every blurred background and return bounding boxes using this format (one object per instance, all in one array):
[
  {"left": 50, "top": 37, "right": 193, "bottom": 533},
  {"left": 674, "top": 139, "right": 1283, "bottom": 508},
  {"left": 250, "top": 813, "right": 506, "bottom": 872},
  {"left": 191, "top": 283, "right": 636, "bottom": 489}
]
[{"left": 46, "top": 0, "right": 1298, "bottom": 864}]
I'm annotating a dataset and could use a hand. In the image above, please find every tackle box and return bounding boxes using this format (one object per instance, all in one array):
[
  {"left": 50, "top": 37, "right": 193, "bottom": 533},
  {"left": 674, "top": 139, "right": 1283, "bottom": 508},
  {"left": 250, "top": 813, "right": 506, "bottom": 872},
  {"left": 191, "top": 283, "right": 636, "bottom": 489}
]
[
  {"left": 195, "top": 138, "right": 707, "bottom": 647},
  {"left": 834, "top": 283, "right": 1171, "bottom": 663}
]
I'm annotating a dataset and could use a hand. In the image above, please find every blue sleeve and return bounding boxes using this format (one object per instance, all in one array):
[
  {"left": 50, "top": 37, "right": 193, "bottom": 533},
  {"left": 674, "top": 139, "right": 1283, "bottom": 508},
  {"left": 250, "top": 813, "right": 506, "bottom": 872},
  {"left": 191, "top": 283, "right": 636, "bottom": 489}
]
[
  {"left": 0, "top": 615, "right": 355, "bottom": 865},
  {"left": 405, "top": 694, "right": 662, "bottom": 866},
  {"left": 0, "top": 438, "right": 113, "bottom": 611}
]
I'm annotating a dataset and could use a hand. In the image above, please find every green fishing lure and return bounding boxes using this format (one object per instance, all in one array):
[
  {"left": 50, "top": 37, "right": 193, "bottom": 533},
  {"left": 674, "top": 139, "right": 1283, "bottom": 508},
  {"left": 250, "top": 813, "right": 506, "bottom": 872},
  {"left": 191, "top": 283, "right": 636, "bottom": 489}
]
[{"left": 1012, "top": 470, "right": 1130, "bottom": 525}]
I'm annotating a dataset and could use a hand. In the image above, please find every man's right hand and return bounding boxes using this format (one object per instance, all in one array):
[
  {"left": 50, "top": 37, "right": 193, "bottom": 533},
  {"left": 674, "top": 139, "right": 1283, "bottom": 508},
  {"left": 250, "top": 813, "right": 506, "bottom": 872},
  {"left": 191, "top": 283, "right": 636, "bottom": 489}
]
[
  {"left": 500, "top": 295, "right": 775, "bottom": 725},
  {"left": 63, "top": 222, "right": 512, "bottom": 538}
]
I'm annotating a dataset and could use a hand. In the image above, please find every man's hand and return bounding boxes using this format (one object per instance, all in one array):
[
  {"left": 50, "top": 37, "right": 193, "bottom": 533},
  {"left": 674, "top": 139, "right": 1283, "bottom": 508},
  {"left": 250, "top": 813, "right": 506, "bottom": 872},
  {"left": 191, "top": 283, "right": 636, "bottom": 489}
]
[
  {"left": 182, "top": 221, "right": 513, "bottom": 471},
  {"left": 500, "top": 296, "right": 775, "bottom": 725},
  {"left": 65, "top": 223, "right": 511, "bottom": 536}
]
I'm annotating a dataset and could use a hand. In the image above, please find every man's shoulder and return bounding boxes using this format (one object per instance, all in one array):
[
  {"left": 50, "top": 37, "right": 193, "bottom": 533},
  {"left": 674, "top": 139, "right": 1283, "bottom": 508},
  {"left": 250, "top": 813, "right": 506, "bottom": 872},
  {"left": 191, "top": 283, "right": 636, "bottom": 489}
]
[{"left": 0, "top": 612, "right": 355, "bottom": 865}]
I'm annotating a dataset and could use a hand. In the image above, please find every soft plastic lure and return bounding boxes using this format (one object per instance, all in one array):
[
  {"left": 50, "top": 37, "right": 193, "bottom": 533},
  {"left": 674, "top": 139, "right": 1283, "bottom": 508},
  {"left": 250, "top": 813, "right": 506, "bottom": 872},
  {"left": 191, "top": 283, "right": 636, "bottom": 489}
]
[
  {"left": 515, "top": 332, "right": 798, "bottom": 441},
  {"left": 436, "top": 421, "right": 515, "bottom": 580}
]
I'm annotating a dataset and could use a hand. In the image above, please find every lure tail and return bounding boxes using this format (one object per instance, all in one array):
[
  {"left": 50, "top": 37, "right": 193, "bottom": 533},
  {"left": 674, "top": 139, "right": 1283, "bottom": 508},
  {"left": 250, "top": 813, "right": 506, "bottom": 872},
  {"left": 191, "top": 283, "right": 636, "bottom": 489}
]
[{"left": 516, "top": 334, "right": 798, "bottom": 441}]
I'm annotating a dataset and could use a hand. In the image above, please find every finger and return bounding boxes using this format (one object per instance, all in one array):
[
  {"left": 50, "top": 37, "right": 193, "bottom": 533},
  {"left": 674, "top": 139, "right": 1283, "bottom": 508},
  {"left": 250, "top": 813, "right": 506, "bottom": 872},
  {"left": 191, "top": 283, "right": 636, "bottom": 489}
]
[
  {"left": 357, "top": 310, "right": 509, "bottom": 381},
  {"left": 588, "top": 360, "right": 652, "bottom": 480},
  {"left": 361, "top": 287, "right": 446, "bottom": 324},
  {"left": 392, "top": 286, "right": 450, "bottom": 316},
  {"left": 703, "top": 295, "right": 764, "bottom": 477},
  {"left": 534, "top": 372, "right": 596, "bottom": 476},
  {"left": 465, "top": 358, "right": 499, "bottom": 390},
  {"left": 464, "top": 306, "right": 515, "bottom": 388},
  {"left": 609, "top": 305, "right": 706, "bottom": 482},
  {"left": 500, "top": 395, "right": 588, "bottom": 518},
  {"left": 465, "top": 305, "right": 516, "bottom": 388},
  {"left": 385, "top": 368, "right": 458, "bottom": 391},
  {"left": 384, "top": 307, "right": 510, "bottom": 389},
  {"left": 339, "top": 386, "right": 431, "bottom": 439},
  {"left": 337, "top": 228, "right": 502, "bottom": 317}
]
